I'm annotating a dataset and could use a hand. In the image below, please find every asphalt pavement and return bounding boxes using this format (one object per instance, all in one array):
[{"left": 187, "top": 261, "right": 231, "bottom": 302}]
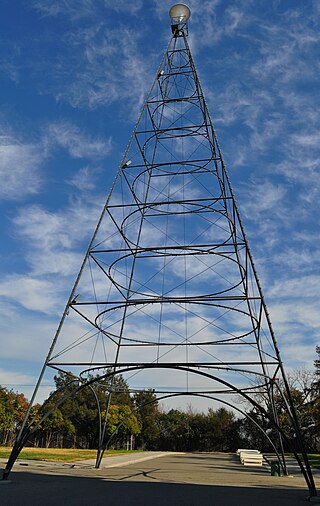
[{"left": 0, "top": 452, "right": 319, "bottom": 506}]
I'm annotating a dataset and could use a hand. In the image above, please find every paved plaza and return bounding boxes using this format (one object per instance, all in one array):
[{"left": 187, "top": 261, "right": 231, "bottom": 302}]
[{"left": 1, "top": 452, "right": 319, "bottom": 505}]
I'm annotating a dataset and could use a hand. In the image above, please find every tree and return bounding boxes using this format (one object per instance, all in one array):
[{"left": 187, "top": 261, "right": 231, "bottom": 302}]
[
  {"left": 309, "top": 347, "right": 320, "bottom": 451},
  {"left": 156, "top": 409, "right": 193, "bottom": 451},
  {"left": 133, "top": 390, "right": 160, "bottom": 450},
  {"left": 0, "top": 387, "right": 13, "bottom": 444},
  {"left": 37, "top": 371, "right": 134, "bottom": 448},
  {"left": 202, "top": 408, "right": 239, "bottom": 451},
  {"left": 104, "top": 404, "right": 141, "bottom": 447},
  {"left": 0, "top": 387, "right": 29, "bottom": 445},
  {"left": 313, "top": 346, "right": 320, "bottom": 396},
  {"left": 39, "top": 406, "right": 65, "bottom": 448}
]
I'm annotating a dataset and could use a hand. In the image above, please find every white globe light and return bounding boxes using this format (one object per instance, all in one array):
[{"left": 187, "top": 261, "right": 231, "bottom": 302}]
[{"left": 169, "top": 3, "right": 191, "bottom": 23}]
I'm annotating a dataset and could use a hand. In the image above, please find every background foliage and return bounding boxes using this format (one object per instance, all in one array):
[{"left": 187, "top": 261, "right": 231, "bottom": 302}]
[{"left": 1, "top": 348, "right": 319, "bottom": 452}]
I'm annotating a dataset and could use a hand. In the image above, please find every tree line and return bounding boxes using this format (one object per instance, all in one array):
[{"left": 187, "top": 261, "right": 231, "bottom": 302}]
[{"left": 0, "top": 347, "right": 319, "bottom": 453}]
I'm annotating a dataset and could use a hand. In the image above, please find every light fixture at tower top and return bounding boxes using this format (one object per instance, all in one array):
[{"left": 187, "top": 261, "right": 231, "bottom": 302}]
[{"left": 169, "top": 3, "right": 191, "bottom": 24}]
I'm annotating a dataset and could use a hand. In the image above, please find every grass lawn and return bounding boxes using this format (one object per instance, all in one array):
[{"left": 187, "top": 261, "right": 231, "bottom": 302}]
[
  {"left": 289, "top": 454, "right": 320, "bottom": 470},
  {"left": 0, "top": 447, "right": 141, "bottom": 462},
  {"left": 307, "top": 454, "right": 320, "bottom": 469}
]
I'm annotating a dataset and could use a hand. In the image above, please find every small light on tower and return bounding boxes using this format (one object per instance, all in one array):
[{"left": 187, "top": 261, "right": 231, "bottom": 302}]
[{"left": 169, "top": 3, "right": 191, "bottom": 23}]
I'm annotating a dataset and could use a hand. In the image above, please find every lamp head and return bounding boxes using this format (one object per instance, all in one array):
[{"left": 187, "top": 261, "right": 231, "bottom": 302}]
[{"left": 169, "top": 4, "right": 191, "bottom": 24}]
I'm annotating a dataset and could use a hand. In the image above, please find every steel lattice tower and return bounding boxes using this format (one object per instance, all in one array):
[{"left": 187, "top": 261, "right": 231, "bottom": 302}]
[{"left": 3, "top": 4, "right": 317, "bottom": 497}]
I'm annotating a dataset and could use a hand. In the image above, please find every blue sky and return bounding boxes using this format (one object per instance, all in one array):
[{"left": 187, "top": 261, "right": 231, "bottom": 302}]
[{"left": 0, "top": 0, "right": 319, "bottom": 407}]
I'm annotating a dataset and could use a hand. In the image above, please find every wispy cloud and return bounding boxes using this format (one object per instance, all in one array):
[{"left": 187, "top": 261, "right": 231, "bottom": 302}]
[
  {"left": 0, "top": 133, "right": 44, "bottom": 200},
  {"left": 0, "top": 3, "right": 157, "bottom": 116},
  {"left": 44, "top": 121, "right": 112, "bottom": 158},
  {"left": 0, "top": 275, "right": 60, "bottom": 313},
  {"left": 291, "top": 132, "right": 320, "bottom": 148},
  {"left": 67, "top": 165, "right": 101, "bottom": 191},
  {"left": 269, "top": 274, "right": 320, "bottom": 300},
  {"left": 0, "top": 119, "right": 111, "bottom": 202},
  {"left": 239, "top": 178, "right": 288, "bottom": 226},
  {"left": 273, "top": 247, "right": 320, "bottom": 273},
  {"left": 12, "top": 200, "right": 103, "bottom": 276},
  {"left": 0, "top": 195, "right": 105, "bottom": 323},
  {"left": 103, "top": 0, "right": 143, "bottom": 14},
  {"left": 33, "top": 0, "right": 98, "bottom": 20},
  {"left": 38, "top": 22, "right": 153, "bottom": 115},
  {"left": 34, "top": 0, "right": 143, "bottom": 19},
  {"left": 269, "top": 298, "right": 320, "bottom": 369}
]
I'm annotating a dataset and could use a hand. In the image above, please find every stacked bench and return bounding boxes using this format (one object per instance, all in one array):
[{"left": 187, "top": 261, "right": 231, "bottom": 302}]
[{"left": 237, "top": 449, "right": 263, "bottom": 466}]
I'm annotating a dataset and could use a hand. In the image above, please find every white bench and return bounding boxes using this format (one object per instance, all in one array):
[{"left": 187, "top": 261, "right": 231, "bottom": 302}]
[
  {"left": 236, "top": 448, "right": 260, "bottom": 455},
  {"left": 237, "top": 449, "right": 263, "bottom": 466},
  {"left": 241, "top": 453, "right": 263, "bottom": 466}
]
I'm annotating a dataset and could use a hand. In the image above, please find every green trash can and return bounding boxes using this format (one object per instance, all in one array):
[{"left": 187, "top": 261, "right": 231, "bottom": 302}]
[{"left": 270, "top": 461, "right": 281, "bottom": 476}]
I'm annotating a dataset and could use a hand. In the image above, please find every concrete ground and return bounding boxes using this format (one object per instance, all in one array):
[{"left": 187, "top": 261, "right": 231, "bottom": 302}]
[{"left": 1, "top": 452, "right": 319, "bottom": 506}]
